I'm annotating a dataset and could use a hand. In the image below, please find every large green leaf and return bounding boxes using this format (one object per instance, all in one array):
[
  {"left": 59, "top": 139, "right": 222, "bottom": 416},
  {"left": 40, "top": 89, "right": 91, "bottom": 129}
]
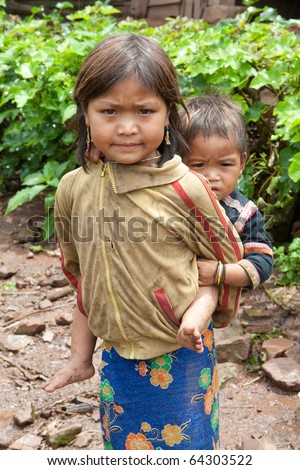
[
  {"left": 289, "top": 152, "right": 300, "bottom": 183},
  {"left": 5, "top": 185, "right": 47, "bottom": 214}
]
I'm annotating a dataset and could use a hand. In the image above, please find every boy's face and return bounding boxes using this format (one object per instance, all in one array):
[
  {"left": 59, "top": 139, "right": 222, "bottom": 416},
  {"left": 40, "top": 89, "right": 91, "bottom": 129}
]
[{"left": 183, "top": 134, "right": 246, "bottom": 200}]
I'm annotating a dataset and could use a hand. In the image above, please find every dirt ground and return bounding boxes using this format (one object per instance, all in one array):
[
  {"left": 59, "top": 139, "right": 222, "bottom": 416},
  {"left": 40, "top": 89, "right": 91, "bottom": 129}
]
[{"left": 0, "top": 195, "right": 299, "bottom": 452}]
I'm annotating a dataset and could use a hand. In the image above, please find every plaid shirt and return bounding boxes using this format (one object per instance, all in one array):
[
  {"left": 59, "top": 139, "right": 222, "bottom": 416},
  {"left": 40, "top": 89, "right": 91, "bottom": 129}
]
[{"left": 221, "top": 188, "right": 273, "bottom": 289}]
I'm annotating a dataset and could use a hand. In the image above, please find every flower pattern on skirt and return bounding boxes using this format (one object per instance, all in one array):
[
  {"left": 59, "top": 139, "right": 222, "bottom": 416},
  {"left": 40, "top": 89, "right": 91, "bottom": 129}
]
[{"left": 99, "top": 322, "right": 219, "bottom": 450}]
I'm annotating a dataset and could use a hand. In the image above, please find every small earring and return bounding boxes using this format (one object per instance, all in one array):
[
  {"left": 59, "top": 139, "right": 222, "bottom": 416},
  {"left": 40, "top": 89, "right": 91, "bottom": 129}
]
[
  {"left": 85, "top": 126, "right": 91, "bottom": 156},
  {"left": 165, "top": 127, "right": 171, "bottom": 146}
]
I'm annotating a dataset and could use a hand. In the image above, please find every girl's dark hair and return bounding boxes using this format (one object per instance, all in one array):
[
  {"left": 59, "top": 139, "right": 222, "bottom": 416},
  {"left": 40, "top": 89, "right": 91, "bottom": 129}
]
[
  {"left": 179, "top": 92, "right": 248, "bottom": 159},
  {"left": 72, "top": 33, "right": 189, "bottom": 170}
]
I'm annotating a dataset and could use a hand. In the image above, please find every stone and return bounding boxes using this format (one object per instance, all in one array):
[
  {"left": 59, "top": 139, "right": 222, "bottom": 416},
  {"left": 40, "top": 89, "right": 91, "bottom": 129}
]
[
  {"left": 55, "top": 312, "right": 73, "bottom": 325},
  {"left": 42, "top": 329, "right": 56, "bottom": 342},
  {"left": 13, "top": 403, "right": 35, "bottom": 428},
  {"left": 15, "top": 280, "right": 28, "bottom": 289},
  {"left": 14, "top": 226, "right": 36, "bottom": 243},
  {"left": 214, "top": 321, "right": 244, "bottom": 341},
  {"left": 262, "top": 337, "right": 294, "bottom": 360},
  {"left": 0, "top": 334, "right": 31, "bottom": 351},
  {"left": 218, "top": 362, "right": 246, "bottom": 388},
  {"left": 51, "top": 276, "right": 69, "bottom": 288},
  {"left": 74, "top": 432, "right": 93, "bottom": 448},
  {"left": 262, "top": 357, "right": 300, "bottom": 392},
  {"left": 39, "top": 298, "right": 53, "bottom": 309},
  {"left": 0, "top": 429, "right": 13, "bottom": 449},
  {"left": 216, "top": 333, "right": 252, "bottom": 364},
  {"left": 285, "top": 343, "right": 300, "bottom": 363},
  {"left": 242, "top": 436, "right": 277, "bottom": 450},
  {"left": 241, "top": 307, "right": 272, "bottom": 322},
  {"left": 0, "top": 265, "right": 18, "bottom": 279},
  {"left": 46, "top": 286, "right": 74, "bottom": 302},
  {"left": 9, "top": 434, "right": 43, "bottom": 450},
  {"left": 14, "top": 321, "right": 46, "bottom": 336},
  {"left": 0, "top": 408, "right": 17, "bottom": 427},
  {"left": 46, "top": 424, "right": 82, "bottom": 449},
  {"left": 240, "top": 307, "right": 274, "bottom": 333}
]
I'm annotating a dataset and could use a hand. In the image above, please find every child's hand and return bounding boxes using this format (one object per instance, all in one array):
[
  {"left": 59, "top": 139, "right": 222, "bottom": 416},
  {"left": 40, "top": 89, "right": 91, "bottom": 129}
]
[
  {"left": 42, "top": 359, "right": 95, "bottom": 393},
  {"left": 197, "top": 259, "right": 218, "bottom": 286},
  {"left": 176, "top": 323, "right": 204, "bottom": 353}
]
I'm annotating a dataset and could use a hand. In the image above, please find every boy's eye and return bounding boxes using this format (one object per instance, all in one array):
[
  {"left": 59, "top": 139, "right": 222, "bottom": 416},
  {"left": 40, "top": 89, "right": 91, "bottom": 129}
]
[{"left": 192, "top": 163, "right": 204, "bottom": 168}]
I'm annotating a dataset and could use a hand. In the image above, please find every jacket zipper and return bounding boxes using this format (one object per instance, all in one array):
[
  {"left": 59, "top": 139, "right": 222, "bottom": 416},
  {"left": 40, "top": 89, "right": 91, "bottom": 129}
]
[
  {"left": 99, "top": 163, "right": 135, "bottom": 359},
  {"left": 107, "top": 163, "right": 117, "bottom": 193}
]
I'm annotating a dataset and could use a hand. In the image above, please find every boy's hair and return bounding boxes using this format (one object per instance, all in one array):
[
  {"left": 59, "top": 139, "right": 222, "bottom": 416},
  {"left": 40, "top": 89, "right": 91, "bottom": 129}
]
[
  {"left": 179, "top": 93, "right": 248, "bottom": 158},
  {"left": 73, "top": 33, "right": 189, "bottom": 169}
]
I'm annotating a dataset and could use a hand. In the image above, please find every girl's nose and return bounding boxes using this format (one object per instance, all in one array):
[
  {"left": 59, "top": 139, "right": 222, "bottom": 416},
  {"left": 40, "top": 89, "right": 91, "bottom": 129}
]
[{"left": 117, "top": 118, "right": 138, "bottom": 135}]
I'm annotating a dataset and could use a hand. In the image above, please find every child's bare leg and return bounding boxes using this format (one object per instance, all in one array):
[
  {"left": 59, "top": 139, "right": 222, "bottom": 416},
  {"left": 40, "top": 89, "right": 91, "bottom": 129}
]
[
  {"left": 42, "top": 307, "right": 97, "bottom": 392},
  {"left": 177, "top": 286, "right": 218, "bottom": 353}
]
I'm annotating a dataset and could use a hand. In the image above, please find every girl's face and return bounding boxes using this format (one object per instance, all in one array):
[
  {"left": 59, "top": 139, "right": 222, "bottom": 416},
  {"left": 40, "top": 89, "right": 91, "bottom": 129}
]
[
  {"left": 84, "top": 78, "right": 169, "bottom": 165},
  {"left": 183, "top": 134, "right": 246, "bottom": 201}
]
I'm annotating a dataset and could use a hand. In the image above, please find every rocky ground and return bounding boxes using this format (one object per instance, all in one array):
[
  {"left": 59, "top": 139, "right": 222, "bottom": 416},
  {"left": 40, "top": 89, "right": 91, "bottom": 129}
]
[{"left": 0, "top": 195, "right": 299, "bottom": 452}]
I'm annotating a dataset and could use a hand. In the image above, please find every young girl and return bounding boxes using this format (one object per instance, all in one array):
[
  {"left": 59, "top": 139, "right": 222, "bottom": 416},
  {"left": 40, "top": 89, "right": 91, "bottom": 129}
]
[
  {"left": 43, "top": 34, "right": 243, "bottom": 450},
  {"left": 179, "top": 94, "right": 273, "bottom": 289}
]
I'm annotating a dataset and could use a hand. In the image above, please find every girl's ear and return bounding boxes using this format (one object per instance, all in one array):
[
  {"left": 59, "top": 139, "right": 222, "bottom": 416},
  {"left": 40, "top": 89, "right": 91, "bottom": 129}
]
[{"left": 84, "top": 113, "right": 89, "bottom": 126}]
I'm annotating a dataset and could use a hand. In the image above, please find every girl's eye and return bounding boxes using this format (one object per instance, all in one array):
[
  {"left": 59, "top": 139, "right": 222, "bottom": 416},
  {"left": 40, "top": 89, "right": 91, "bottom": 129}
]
[
  {"left": 103, "top": 109, "right": 116, "bottom": 115},
  {"left": 139, "top": 109, "right": 153, "bottom": 115}
]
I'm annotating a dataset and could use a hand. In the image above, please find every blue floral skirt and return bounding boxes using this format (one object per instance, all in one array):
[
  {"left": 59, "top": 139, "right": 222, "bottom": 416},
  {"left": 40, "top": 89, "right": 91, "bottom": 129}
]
[{"left": 99, "top": 323, "right": 219, "bottom": 450}]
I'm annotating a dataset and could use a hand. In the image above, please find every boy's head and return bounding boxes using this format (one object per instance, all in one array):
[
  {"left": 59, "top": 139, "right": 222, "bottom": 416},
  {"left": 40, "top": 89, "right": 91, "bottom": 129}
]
[{"left": 180, "top": 93, "right": 248, "bottom": 200}]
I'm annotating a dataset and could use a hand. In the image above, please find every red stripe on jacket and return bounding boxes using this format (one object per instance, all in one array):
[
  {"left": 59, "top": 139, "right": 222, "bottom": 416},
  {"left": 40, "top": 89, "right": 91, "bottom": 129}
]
[
  {"left": 154, "top": 288, "right": 181, "bottom": 327},
  {"left": 57, "top": 239, "right": 87, "bottom": 316},
  {"left": 58, "top": 239, "right": 78, "bottom": 289},
  {"left": 171, "top": 172, "right": 242, "bottom": 320}
]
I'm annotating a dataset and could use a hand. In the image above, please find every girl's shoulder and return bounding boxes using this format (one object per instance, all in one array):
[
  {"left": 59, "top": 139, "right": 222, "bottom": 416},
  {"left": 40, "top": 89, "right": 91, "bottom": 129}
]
[
  {"left": 177, "top": 169, "right": 215, "bottom": 199},
  {"left": 56, "top": 167, "right": 85, "bottom": 202},
  {"left": 59, "top": 166, "right": 83, "bottom": 185},
  {"left": 57, "top": 165, "right": 98, "bottom": 191}
]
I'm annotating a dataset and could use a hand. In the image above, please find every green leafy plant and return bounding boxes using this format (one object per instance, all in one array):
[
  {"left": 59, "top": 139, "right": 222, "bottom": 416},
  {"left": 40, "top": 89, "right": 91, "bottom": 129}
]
[
  {"left": 29, "top": 244, "right": 44, "bottom": 253},
  {"left": 0, "top": 1, "right": 119, "bottom": 189},
  {"left": 156, "top": 6, "right": 300, "bottom": 242},
  {"left": 5, "top": 160, "right": 73, "bottom": 238},
  {"left": 0, "top": 281, "right": 16, "bottom": 290},
  {"left": 273, "top": 238, "right": 300, "bottom": 286},
  {"left": 1, "top": 0, "right": 300, "bottom": 243}
]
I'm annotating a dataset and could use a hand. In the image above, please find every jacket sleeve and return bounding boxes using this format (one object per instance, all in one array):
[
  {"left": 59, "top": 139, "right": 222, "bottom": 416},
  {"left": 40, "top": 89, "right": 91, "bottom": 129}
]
[
  {"left": 172, "top": 171, "right": 244, "bottom": 328},
  {"left": 238, "top": 209, "right": 273, "bottom": 289},
  {"left": 54, "top": 174, "right": 81, "bottom": 290}
]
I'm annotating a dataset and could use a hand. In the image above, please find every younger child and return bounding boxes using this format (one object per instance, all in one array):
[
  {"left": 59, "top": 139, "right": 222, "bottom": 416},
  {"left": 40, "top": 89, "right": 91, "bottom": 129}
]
[
  {"left": 43, "top": 35, "right": 243, "bottom": 450},
  {"left": 180, "top": 94, "right": 273, "bottom": 290}
]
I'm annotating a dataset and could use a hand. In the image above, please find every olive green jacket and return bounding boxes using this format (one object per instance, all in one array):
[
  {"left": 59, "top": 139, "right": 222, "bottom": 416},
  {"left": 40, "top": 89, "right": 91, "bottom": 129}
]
[{"left": 55, "top": 156, "right": 243, "bottom": 359}]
